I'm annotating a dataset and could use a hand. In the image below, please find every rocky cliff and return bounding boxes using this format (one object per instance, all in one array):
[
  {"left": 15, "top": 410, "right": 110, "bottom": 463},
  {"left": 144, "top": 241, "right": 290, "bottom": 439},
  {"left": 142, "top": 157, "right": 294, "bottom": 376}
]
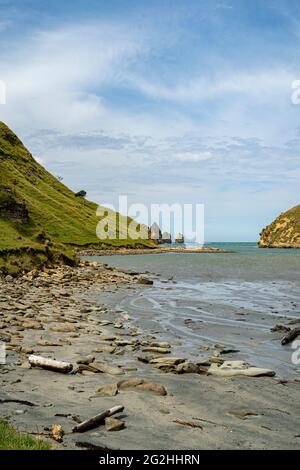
[{"left": 0, "top": 122, "right": 153, "bottom": 273}]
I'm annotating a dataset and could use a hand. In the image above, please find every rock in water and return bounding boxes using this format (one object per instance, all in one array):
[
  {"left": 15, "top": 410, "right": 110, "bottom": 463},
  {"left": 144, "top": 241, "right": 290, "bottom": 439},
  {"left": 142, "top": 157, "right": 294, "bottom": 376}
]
[
  {"left": 175, "top": 361, "right": 200, "bottom": 374},
  {"left": 137, "top": 277, "right": 153, "bottom": 285},
  {"left": 175, "top": 233, "right": 184, "bottom": 243},
  {"left": 161, "top": 232, "right": 172, "bottom": 244}
]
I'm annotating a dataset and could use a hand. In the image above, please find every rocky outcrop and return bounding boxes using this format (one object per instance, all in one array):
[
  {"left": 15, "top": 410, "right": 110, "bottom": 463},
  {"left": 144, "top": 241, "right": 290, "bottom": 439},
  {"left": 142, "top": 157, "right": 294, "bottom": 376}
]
[
  {"left": 161, "top": 232, "right": 172, "bottom": 244},
  {"left": 175, "top": 233, "right": 184, "bottom": 244},
  {"left": 148, "top": 224, "right": 172, "bottom": 244},
  {"left": 0, "top": 188, "right": 29, "bottom": 224},
  {"left": 148, "top": 222, "right": 162, "bottom": 242},
  {"left": 259, "top": 205, "right": 300, "bottom": 248}
]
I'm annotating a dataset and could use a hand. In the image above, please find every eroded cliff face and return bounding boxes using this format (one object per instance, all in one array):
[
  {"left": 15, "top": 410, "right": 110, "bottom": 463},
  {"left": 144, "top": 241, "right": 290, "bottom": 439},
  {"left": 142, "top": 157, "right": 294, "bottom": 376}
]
[
  {"left": 0, "top": 188, "right": 29, "bottom": 224},
  {"left": 259, "top": 205, "right": 300, "bottom": 248}
]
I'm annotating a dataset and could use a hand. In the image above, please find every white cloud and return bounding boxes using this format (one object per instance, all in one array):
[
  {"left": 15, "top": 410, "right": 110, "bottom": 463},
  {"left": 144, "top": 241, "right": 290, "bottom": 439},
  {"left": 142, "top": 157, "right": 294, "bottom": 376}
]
[
  {"left": 0, "top": 13, "right": 299, "bottom": 242},
  {"left": 123, "top": 69, "right": 293, "bottom": 103}
]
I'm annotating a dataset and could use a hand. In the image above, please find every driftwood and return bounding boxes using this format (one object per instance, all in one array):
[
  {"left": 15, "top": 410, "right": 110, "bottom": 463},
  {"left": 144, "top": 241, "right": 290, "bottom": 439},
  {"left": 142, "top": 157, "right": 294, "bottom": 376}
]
[
  {"left": 28, "top": 355, "right": 73, "bottom": 373},
  {"left": 72, "top": 405, "right": 124, "bottom": 433},
  {"left": 174, "top": 418, "right": 203, "bottom": 429},
  {"left": 281, "top": 327, "right": 300, "bottom": 345}
]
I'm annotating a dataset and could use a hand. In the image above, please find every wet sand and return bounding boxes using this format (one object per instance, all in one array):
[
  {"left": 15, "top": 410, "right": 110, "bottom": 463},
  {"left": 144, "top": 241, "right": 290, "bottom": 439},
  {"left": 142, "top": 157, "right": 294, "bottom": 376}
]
[{"left": 99, "top": 279, "right": 300, "bottom": 380}]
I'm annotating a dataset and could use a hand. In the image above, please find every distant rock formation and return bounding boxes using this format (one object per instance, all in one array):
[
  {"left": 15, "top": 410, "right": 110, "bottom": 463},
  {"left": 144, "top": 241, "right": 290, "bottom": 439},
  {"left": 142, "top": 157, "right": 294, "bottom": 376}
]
[
  {"left": 175, "top": 233, "right": 184, "bottom": 244},
  {"left": 148, "top": 224, "right": 172, "bottom": 244},
  {"left": 149, "top": 222, "right": 162, "bottom": 243},
  {"left": 259, "top": 205, "right": 300, "bottom": 248},
  {"left": 161, "top": 232, "right": 172, "bottom": 244}
]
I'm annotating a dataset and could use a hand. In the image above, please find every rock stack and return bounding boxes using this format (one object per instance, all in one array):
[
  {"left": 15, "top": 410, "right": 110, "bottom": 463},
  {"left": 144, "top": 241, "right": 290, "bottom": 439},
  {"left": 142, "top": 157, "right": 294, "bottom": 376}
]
[{"left": 175, "top": 233, "right": 184, "bottom": 244}]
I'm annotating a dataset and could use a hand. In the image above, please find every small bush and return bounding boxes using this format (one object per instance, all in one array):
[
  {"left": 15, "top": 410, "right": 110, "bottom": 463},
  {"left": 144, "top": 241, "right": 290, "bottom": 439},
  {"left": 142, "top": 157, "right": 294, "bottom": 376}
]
[{"left": 75, "top": 190, "right": 87, "bottom": 198}]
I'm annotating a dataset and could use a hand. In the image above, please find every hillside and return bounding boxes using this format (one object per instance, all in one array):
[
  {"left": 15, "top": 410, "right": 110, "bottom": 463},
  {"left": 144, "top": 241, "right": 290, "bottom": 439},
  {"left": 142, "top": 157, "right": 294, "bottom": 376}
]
[
  {"left": 0, "top": 122, "right": 153, "bottom": 273},
  {"left": 259, "top": 205, "right": 300, "bottom": 248}
]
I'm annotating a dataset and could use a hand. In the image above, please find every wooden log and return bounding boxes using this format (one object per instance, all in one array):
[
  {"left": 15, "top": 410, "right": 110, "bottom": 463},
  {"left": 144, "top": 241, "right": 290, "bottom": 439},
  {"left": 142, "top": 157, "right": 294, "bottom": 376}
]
[
  {"left": 281, "top": 327, "right": 300, "bottom": 345},
  {"left": 174, "top": 418, "right": 203, "bottom": 429},
  {"left": 28, "top": 355, "right": 73, "bottom": 373},
  {"left": 72, "top": 405, "right": 124, "bottom": 433}
]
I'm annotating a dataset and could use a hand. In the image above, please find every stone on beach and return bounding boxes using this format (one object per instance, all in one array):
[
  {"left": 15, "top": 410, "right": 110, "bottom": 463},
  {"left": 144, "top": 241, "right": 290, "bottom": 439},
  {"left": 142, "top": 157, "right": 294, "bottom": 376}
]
[
  {"left": 114, "top": 339, "right": 135, "bottom": 347},
  {"left": 105, "top": 417, "right": 125, "bottom": 431},
  {"left": 142, "top": 347, "right": 170, "bottom": 354},
  {"left": 22, "top": 321, "right": 43, "bottom": 330},
  {"left": 92, "top": 346, "right": 116, "bottom": 354},
  {"left": 50, "top": 323, "right": 78, "bottom": 333},
  {"left": 137, "top": 277, "right": 153, "bottom": 285},
  {"left": 37, "top": 339, "right": 60, "bottom": 347},
  {"left": 90, "top": 362, "right": 124, "bottom": 376},
  {"left": 150, "top": 357, "right": 185, "bottom": 369},
  {"left": 99, "top": 334, "right": 117, "bottom": 341},
  {"left": 117, "top": 377, "right": 167, "bottom": 396},
  {"left": 96, "top": 384, "right": 119, "bottom": 396},
  {"left": 76, "top": 355, "right": 95, "bottom": 365},
  {"left": 175, "top": 361, "right": 201, "bottom": 374}
]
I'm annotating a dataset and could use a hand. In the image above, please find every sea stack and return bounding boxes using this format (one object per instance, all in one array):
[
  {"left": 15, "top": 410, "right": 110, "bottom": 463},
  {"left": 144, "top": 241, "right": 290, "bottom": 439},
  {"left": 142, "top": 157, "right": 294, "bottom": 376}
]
[
  {"left": 175, "top": 233, "right": 184, "bottom": 244},
  {"left": 259, "top": 204, "right": 300, "bottom": 248},
  {"left": 161, "top": 232, "right": 172, "bottom": 244},
  {"left": 149, "top": 222, "right": 162, "bottom": 243}
]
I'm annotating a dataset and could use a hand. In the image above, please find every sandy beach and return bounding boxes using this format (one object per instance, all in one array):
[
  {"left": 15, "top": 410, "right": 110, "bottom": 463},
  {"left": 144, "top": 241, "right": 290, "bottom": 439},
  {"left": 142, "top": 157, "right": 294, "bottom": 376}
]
[{"left": 0, "top": 260, "right": 299, "bottom": 450}]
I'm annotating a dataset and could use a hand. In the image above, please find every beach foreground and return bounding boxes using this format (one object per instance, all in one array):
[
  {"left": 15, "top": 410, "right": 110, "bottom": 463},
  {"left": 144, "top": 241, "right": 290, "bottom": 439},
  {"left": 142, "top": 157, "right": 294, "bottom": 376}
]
[{"left": 0, "top": 261, "right": 299, "bottom": 450}]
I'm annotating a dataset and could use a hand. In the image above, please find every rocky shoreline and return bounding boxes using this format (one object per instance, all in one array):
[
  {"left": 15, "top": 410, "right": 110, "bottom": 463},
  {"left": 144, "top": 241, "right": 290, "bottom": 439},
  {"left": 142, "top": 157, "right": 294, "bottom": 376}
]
[{"left": 0, "top": 261, "right": 299, "bottom": 449}]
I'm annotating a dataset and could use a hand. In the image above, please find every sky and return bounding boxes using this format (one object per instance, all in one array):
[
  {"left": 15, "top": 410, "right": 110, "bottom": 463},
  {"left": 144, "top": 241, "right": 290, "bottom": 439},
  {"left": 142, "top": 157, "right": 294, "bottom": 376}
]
[{"left": 0, "top": 0, "right": 300, "bottom": 242}]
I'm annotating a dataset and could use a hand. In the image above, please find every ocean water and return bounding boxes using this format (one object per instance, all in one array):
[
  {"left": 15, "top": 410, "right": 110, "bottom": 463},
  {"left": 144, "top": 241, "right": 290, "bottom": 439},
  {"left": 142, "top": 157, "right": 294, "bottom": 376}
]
[{"left": 87, "top": 243, "right": 300, "bottom": 378}]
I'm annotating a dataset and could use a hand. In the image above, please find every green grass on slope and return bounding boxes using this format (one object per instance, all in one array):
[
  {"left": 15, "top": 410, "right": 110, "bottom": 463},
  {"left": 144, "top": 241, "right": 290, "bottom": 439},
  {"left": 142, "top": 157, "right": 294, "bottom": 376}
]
[
  {"left": 0, "top": 122, "right": 154, "bottom": 272},
  {"left": 0, "top": 420, "right": 51, "bottom": 450}
]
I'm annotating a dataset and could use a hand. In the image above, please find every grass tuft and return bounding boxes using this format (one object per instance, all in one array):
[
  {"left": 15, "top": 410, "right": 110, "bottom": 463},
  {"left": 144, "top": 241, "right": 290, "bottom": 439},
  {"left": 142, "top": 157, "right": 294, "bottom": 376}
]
[{"left": 0, "top": 420, "right": 51, "bottom": 450}]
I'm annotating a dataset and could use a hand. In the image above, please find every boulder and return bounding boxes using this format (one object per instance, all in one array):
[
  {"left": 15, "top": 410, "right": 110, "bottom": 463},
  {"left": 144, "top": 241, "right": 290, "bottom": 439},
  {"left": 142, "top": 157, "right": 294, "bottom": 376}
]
[
  {"left": 137, "top": 277, "right": 153, "bottom": 285},
  {"left": 175, "top": 233, "right": 184, "bottom": 244},
  {"left": 96, "top": 384, "right": 118, "bottom": 397},
  {"left": 175, "top": 361, "right": 200, "bottom": 374},
  {"left": 117, "top": 377, "right": 167, "bottom": 396},
  {"left": 51, "top": 424, "right": 64, "bottom": 442},
  {"left": 208, "top": 360, "right": 276, "bottom": 378},
  {"left": 91, "top": 363, "right": 124, "bottom": 376},
  {"left": 76, "top": 355, "right": 95, "bottom": 365},
  {"left": 150, "top": 357, "right": 185, "bottom": 368},
  {"left": 142, "top": 347, "right": 170, "bottom": 354},
  {"left": 50, "top": 323, "right": 77, "bottom": 333}
]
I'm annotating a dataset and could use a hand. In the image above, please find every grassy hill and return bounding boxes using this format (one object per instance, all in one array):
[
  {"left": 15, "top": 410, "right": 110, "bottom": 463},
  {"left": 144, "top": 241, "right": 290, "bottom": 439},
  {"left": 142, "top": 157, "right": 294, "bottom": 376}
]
[
  {"left": 0, "top": 122, "right": 153, "bottom": 273},
  {"left": 259, "top": 204, "right": 300, "bottom": 248}
]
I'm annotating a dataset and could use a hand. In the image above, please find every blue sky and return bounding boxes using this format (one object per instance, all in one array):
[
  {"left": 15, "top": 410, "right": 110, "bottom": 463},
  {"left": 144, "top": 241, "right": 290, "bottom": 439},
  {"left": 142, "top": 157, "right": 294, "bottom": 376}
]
[{"left": 0, "top": 0, "right": 300, "bottom": 241}]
